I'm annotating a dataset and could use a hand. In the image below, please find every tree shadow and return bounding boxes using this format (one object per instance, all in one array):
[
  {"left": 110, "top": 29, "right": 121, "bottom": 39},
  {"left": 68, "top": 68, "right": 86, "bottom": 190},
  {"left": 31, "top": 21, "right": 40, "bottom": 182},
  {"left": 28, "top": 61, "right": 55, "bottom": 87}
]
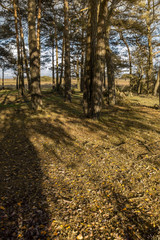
[
  {"left": 0, "top": 109, "right": 50, "bottom": 239},
  {"left": 107, "top": 185, "right": 159, "bottom": 239}
]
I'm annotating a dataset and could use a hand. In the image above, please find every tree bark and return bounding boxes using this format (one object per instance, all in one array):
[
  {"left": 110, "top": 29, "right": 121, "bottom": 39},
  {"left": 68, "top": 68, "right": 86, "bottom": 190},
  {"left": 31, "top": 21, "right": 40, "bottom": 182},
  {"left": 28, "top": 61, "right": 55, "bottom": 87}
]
[
  {"left": 37, "top": 0, "right": 41, "bottom": 87},
  {"left": 119, "top": 31, "right": 132, "bottom": 76},
  {"left": 60, "top": 34, "right": 64, "bottom": 88},
  {"left": 55, "top": 20, "right": 59, "bottom": 89},
  {"left": 146, "top": 0, "right": 154, "bottom": 93},
  {"left": 92, "top": 0, "right": 108, "bottom": 117},
  {"left": 20, "top": 36, "right": 24, "bottom": 95},
  {"left": 51, "top": 35, "right": 55, "bottom": 88},
  {"left": 12, "top": 0, "right": 22, "bottom": 94},
  {"left": 153, "top": 68, "right": 160, "bottom": 96},
  {"left": 83, "top": 0, "right": 96, "bottom": 117},
  {"left": 28, "top": 0, "right": 42, "bottom": 110},
  {"left": 64, "top": 0, "right": 71, "bottom": 102},
  {"left": 18, "top": 5, "right": 30, "bottom": 91},
  {"left": 76, "top": 58, "right": 80, "bottom": 90},
  {"left": 106, "top": 27, "right": 116, "bottom": 106},
  {"left": 80, "top": 26, "right": 85, "bottom": 92},
  {"left": 2, "top": 66, "right": 4, "bottom": 89}
]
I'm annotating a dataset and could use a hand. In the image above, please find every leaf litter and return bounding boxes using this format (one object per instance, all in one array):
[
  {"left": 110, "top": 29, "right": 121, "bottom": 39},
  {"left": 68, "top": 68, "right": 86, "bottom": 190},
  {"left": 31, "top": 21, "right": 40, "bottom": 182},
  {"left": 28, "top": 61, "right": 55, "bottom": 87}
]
[{"left": 0, "top": 90, "right": 159, "bottom": 239}]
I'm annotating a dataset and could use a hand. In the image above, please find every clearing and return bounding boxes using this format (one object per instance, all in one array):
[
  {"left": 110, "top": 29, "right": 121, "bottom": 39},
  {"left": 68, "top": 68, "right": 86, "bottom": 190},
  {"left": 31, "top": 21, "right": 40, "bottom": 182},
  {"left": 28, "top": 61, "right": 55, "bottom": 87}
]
[{"left": 0, "top": 89, "right": 159, "bottom": 240}]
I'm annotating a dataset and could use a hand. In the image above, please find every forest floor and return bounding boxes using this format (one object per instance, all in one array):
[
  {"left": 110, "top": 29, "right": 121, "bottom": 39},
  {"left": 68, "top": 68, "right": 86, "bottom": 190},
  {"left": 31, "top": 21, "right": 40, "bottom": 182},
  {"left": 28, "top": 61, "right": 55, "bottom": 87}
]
[{"left": 0, "top": 89, "right": 159, "bottom": 240}]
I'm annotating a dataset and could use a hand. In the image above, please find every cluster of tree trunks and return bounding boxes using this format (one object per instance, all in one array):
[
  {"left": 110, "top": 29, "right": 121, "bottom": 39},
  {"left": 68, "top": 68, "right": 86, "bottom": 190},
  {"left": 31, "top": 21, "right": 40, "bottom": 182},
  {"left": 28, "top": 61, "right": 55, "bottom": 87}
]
[
  {"left": 83, "top": 0, "right": 116, "bottom": 118},
  {"left": 1, "top": 0, "right": 159, "bottom": 111}
]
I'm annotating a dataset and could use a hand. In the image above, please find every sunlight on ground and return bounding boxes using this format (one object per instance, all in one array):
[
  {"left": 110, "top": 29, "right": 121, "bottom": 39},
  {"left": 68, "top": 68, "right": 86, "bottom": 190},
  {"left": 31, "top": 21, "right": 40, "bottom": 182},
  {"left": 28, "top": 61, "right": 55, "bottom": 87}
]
[{"left": 0, "top": 90, "right": 160, "bottom": 239}]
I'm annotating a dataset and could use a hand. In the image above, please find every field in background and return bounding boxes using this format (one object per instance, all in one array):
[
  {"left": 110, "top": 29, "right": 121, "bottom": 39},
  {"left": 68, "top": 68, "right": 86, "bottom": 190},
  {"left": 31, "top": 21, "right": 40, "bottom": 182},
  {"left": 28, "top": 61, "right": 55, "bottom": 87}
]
[{"left": 0, "top": 77, "right": 130, "bottom": 90}]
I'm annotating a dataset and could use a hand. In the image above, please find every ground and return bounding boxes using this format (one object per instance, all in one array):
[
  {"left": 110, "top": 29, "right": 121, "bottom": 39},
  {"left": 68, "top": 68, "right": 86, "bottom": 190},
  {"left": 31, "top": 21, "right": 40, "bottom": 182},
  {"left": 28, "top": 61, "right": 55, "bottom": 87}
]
[{"left": 0, "top": 89, "right": 159, "bottom": 240}]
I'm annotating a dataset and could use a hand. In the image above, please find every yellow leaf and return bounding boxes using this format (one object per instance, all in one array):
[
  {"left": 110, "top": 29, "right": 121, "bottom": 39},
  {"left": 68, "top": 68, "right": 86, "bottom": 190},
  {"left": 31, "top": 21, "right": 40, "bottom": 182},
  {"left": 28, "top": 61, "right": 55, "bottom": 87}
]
[{"left": 0, "top": 206, "right": 5, "bottom": 210}]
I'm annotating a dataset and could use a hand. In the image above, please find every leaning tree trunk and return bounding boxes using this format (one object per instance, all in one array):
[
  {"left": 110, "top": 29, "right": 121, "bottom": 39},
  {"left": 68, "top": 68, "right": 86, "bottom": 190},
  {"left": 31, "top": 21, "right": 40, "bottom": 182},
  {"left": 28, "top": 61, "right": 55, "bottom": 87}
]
[
  {"left": 28, "top": 0, "right": 42, "bottom": 110},
  {"left": 64, "top": 0, "right": 71, "bottom": 102}
]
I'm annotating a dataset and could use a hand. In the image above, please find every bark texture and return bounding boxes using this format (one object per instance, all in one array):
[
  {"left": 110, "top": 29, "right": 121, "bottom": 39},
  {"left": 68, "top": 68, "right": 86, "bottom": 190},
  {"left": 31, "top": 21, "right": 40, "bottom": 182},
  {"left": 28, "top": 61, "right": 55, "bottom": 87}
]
[
  {"left": 64, "top": 0, "right": 71, "bottom": 101},
  {"left": 28, "top": 0, "right": 42, "bottom": 110}
]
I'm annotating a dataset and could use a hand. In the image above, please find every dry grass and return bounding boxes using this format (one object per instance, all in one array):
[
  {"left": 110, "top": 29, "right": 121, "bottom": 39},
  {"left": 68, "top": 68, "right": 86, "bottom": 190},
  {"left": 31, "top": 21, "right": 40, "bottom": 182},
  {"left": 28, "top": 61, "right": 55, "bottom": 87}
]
[{"left": 0, "top": 89, "right": 159, "bottom": 240}]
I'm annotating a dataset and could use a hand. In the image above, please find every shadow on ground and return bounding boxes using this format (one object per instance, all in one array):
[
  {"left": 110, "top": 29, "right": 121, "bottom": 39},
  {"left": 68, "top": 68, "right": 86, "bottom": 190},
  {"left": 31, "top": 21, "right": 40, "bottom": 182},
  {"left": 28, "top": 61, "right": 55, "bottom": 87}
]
[
  {"left": 0, "top": 90, "right": 159, "bottom": 239},
  {"left": 0, "top": 108, "right": 50, "bottom": 239}
]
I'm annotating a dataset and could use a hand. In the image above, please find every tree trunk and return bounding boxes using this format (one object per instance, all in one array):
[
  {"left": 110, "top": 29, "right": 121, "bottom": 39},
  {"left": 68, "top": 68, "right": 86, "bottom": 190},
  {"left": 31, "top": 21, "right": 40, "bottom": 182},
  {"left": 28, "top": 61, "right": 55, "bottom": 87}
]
[
  {"left": 80, "top": 26, "right": 85, "bottom": 92},
  {"left": 16, "top": 73, "right": 19, "bottom": 90},
  {"left": 60, "top": 34, "right": 64, "bottom": 88},
  {"left": 28, "top": 0, "right": 42, "bottom": 110},
  {"left": 37, "top": 0, "right": 41, "bottom": 87},
  {"left": 2, "top": 66, "right": 4, "bottom": 89},
  {"left": 92, "top": 0, "right": 108, "bottom": 117},
  {"left": 83, "top": 0, "right": 96, "bottom": 117},
  {"left": 106, "top": 27, "right": 116, "bottom": 106},
  {"left": 51, "top": 33, "right": 55, "bottom": 89},
  {"left": 153, "top": 68, "right": 160, "bottom": 96},
  {"left": 55, "top": 22, "right": 59, "bottom": 89},
  {"left": 103, "top": 64, "right": 106, "bottom": 88},
  {"left": 76, "top": 59, "right": 80, "bottom": 90},
  {"left": 18, "top": 5, "right": 30, "bottom": 91},
  {"left": 20, "top": 37, "right": 24, "bottom": 95},
  {"left": 146, "top": 0, "right": 154, "bottom": 93},
  {"left": 83, "top": 0, "right": 108, "bottom": 118},
  {"left": 64, "top": 0, "right": 71, "bottom": 102},
  {"left": 119, "top": 31, "right": 132, "bottom": 75},
  {"left": 12, "top": 0, "right": 22, "bottom": 94}
]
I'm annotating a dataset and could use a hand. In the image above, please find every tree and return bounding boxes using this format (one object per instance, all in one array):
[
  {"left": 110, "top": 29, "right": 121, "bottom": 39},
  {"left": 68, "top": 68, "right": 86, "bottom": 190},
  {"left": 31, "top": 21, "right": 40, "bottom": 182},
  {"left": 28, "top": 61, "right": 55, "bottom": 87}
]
[
  {"left": 64, "top": 0, "right": 71, "bottom": 101},
  {"left": 28, "top": 0, "right": 42, "bottom": 110}
]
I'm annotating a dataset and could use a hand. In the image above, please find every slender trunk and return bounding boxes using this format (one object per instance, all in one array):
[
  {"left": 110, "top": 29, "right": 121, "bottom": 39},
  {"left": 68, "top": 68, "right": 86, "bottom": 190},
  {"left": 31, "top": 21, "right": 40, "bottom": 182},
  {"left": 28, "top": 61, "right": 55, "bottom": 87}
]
[
  {"left": 147, "top": 24, "right": 153, "bottom": 93},
  {"left": 52, "top": 36, "right": 55, "bottom": 88},
  {"left": 16, "top": 74, "right": 19, "bottom": 90},
  {"left": 83, "top": 0, "right": 93, "bottom": 116},
  {"left": 12, "top": 0, "right": 22, "bottom": 93},
  {"left": 106, "top": 27, "right": 116, "bottom": 106},
  {"left": 146, "top": 0, "right": 153, "bottom": 93},
  {"left": 2, "top": 66, "right": 4, "bottom": 89},
  {"left": 153, "top": 68, "right": 160, "bottom": 96},
  {"left": 137, "top": 65, "right": 144, "bottom": 94},
  {"left": 64, "top": 0, "right": 71, "bottom": 101},
  {"left": 80, "top": 26, "right": 85, "bottom": 92},
  {"left": 103, "top": 64, "right": 106, "bottom": 88},
  {"left": 20, "top": 37, "right": 24, "bottom": 95},
  {"left": 18, "top": 6, "right": 30, "bottom": 91},
  {"left": 28, "top": 0, "right": 42, "bottom": 110},
  {"left": 119, "top": 31, "right": 132, "bottom": 75},
  {"left": 37, "top": 0, "right": 41, "bottom": 86},
  {"left": 55, "top": 23, "right": 59, "bottom": 89},
  {"left": 60, "top": 34, "right": 64, "bottom": 87},
  {"left": 76, "top": 59, "right": 80, "bottom": 90}
]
